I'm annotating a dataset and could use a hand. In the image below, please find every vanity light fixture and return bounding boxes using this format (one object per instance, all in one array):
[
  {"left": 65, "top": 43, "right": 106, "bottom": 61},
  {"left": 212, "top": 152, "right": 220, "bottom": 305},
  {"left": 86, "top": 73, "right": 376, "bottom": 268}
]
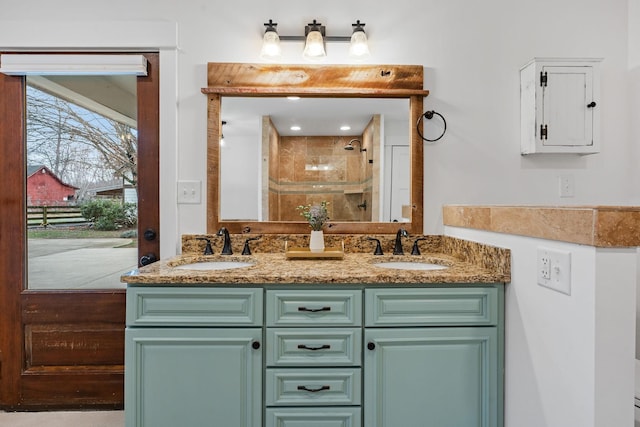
[
  {"left": 302, "top": 20, "right": 326, "bottom": 60},
  {"left": 348, "top": 20, "right": 370, "bottom": 59},
  {"left": 260, "top": 20, "right": 282, "bottom": 60},
  {"left": 260, "top": 19, "right": 370, "bottom": 61}
]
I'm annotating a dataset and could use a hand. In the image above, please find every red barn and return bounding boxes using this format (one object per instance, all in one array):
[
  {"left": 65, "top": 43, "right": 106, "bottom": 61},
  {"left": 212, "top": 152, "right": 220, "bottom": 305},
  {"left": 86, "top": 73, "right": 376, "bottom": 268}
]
[{"left": 27, "top": 165, "right": 78, "bottom": 206}]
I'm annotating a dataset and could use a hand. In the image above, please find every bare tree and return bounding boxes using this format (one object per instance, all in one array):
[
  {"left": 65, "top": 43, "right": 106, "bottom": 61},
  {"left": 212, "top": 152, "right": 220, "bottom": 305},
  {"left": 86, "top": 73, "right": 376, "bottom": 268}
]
[{"left": 26, "top": 85, "right": 137, "bottom": 189}]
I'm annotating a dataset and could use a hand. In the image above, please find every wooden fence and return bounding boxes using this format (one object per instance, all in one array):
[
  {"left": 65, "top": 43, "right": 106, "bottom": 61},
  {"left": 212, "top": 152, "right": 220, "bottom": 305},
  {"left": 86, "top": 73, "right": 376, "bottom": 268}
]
[{"left": 27, "top": 206, "right": 87, "bottom": 227}]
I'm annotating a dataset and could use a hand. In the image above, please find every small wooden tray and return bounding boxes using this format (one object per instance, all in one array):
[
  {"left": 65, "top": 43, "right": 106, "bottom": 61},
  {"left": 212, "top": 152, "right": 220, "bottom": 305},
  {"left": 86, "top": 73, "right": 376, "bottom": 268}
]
[{"left": 285, "top": 241, "right": 345, "bottom": 259}]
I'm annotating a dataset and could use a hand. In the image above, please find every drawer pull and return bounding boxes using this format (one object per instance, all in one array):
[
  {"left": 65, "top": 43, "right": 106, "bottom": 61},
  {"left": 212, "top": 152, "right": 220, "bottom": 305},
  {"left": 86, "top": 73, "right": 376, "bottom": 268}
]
[
  {"left": 297, "top": 385, "right": 330, "bottom": 393},
  {"left": 298, "top": 306, "right": 331, "bottom": 313},
  {"left": 297, "top": 344, "right": 331, "bottom": 351}
]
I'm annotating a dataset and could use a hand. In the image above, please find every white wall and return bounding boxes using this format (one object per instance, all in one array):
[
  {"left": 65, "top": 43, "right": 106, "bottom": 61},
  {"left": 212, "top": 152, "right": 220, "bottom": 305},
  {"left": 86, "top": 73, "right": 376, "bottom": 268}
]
[
  {"left": 0, "top": 0, "right": 633, "bottom": 252},
  {"left": 628, "top": 0, "right": 640, "bottom": 357},
  {"left": 446, "top": 226, "right": 637, "bottom": 427},
  {"left": 220, "top": 134, "right": 260, "bottom": 220}
]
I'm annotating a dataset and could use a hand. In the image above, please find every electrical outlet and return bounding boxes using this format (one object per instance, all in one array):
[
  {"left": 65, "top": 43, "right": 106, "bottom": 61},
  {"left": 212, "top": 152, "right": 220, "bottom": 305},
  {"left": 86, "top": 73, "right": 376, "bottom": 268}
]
[
  {"left": 537, "top": 248, "right": 551, "bottom": 283},
  {"left": 177, "top": 180, "right": 201, "bottom": 204},
  {"left": 537, "top": 247, "right": 571, "bottom": 295}
]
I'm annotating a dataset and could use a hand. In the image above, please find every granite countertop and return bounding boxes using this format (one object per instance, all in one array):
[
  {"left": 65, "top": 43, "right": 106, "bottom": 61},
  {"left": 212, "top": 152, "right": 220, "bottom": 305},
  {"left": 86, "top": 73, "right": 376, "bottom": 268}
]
[{"left": 122, "top": 235, "right": 511, "bottom": 285}]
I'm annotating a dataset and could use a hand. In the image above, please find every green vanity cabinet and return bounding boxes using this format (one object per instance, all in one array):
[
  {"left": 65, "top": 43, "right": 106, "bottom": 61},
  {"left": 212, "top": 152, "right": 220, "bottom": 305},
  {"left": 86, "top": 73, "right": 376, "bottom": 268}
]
[
  {"left": 364, "top": 286, "right": 504, "bottom": 427},
  {"left": 124, "top": 285, "right": 503, "bottom": 427},
  {"left": 125, "top": 287, "right": 263, "bottom": 427}
]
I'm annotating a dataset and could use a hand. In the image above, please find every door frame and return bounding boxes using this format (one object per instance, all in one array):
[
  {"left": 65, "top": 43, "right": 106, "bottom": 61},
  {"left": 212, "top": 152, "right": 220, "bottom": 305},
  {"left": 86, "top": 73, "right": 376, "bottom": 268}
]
[{"left": 0, "top": 52, "right": 159, "bottom": 409}]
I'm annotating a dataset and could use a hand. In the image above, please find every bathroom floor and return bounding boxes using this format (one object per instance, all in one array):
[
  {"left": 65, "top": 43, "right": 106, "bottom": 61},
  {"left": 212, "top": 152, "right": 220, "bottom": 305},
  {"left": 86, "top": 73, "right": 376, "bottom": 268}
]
[{"left": 0, "top": 410, "right": 124, "bottom": 427}]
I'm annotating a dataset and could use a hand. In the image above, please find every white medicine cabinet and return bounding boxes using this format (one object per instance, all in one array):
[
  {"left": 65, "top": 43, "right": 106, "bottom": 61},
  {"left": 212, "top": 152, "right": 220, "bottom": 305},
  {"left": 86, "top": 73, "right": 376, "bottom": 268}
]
[{"left": 520, "top": 57, "right": 602, "bottom": 154}]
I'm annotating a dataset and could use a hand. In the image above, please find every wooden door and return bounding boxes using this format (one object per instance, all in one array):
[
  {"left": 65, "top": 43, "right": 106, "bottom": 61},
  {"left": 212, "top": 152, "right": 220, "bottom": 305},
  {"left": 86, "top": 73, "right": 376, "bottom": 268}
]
[{"left": 0, "top": 52, "right": 159, "bottom": 409}]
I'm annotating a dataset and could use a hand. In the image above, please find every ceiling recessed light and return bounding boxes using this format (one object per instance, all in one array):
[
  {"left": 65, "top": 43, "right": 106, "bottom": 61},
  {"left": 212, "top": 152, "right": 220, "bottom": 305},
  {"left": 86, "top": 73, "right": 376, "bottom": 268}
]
[
  {"left": 340, "top": 125, "right": 351, "bottom": 131},
  {"left": 290, "top": 125, "right": 301, "bottom": 131}
]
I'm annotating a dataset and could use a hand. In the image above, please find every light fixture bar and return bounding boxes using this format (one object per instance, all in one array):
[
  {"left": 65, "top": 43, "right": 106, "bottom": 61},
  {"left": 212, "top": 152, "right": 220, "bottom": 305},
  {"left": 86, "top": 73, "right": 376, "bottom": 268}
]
[
  {"left": 278, "top": 35, "right": 351, "bottom": 42},
  {"left": 261, "top": 19, "right": 370, "bottom": 61},
  {"left": 0, "top": 54, "right": 148, "bottom": 76}
]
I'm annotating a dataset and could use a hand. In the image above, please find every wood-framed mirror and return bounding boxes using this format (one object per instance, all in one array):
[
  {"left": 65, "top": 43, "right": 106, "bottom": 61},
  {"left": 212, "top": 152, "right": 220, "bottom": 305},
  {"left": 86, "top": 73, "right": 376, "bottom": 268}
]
[{"left": 202, "top": 63, "right": 429, "bottom": 234}]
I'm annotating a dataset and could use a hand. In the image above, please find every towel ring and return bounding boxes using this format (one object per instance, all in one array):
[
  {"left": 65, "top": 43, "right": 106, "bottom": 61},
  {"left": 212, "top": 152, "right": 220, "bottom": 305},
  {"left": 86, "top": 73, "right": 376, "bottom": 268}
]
[{"left": 417, "top": 110, "right": 447, "bottom": 142}]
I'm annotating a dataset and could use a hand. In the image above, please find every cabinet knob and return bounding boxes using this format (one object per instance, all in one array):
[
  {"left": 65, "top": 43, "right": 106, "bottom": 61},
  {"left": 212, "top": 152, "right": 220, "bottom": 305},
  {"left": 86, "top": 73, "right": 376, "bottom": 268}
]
[
  {"left": 251, "top": 341, "right": 260, "bottom": 350},
  {"left": 587, "top": 101, "right": 597, "bottom": 108},
  {"left": 367, "top": 342, "right": 376, "bottom": 351}
]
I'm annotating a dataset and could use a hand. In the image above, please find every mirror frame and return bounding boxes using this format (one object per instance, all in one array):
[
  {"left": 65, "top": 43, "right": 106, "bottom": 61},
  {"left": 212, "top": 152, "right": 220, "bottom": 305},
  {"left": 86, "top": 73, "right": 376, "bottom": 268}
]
[{"left": 202, "top": 63, "right": 429, "bottom": 234}]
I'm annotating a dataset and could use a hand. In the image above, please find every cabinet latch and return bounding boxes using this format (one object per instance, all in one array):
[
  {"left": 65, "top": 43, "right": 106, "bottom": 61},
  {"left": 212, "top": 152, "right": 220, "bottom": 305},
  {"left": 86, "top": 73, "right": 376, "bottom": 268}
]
[
  {"left": 540, "top": 71, "right": 548, "bottom": 87},
  {"left": 540, "top": 124, "right": 548, "bottom": 140}
]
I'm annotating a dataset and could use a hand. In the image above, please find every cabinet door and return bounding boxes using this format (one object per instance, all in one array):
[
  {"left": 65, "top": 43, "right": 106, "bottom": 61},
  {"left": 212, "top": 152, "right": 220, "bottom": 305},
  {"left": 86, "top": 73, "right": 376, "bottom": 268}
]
[
  {"left": 542, "top": 65, "right": 594, "bottom": 147},
  {"left": 364, "top": 327, "right": 499, "bottom": 427},
  {"left": 125, "top": 328, "right": 262, "bottom": 427}
]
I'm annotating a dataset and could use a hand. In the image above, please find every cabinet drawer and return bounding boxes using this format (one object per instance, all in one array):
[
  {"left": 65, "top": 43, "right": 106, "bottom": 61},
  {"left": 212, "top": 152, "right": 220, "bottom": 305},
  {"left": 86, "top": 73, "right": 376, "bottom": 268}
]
[
  {"left": 266, "top": 328, "right": 361, "bottom": 366},
  {"left": 126, "top": 287, "right": 263, "bottom": 326},
  {"left": 266, "top": 407, "right": 361, "bottom": 427},
  {"left": 266, "top": 290, "right": 361, "bottom": 327},
  {"left": 365, "top": 287, "right": 499, "bottom": 326},
  {"left": 266, "top": 368, "right": 361, "bottom": 406}
]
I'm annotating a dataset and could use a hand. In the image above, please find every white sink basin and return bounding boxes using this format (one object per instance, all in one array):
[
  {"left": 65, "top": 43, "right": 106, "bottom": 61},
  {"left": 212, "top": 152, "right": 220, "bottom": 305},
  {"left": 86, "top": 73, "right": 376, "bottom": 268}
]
[
  {"left": 174, "top": 261, "right": 254, "bottom": 271},
  {"left": 373, "top": 261, "right": 448, "bottom": 271}
]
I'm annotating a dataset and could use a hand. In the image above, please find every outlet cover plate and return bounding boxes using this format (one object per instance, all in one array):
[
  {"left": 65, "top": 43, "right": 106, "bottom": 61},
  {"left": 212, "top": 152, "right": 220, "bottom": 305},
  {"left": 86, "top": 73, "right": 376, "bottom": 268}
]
[{"left": 537, "top": 247, "right": 571, "bottom": 295}]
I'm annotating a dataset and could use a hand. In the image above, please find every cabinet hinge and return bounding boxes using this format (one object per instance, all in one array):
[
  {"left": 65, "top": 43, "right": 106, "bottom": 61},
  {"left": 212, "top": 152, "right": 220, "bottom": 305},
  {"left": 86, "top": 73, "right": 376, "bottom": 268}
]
[
  {"left": 540, "top": 71, "right": 548, "bottom": 87},
  {"left": 540, "top": 124, "right": 548, "bottom": 140}
]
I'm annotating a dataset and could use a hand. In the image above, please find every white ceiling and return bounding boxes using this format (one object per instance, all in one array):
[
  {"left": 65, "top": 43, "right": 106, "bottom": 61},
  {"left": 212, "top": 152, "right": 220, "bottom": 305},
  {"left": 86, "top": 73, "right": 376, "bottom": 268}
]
[{"left": 27, "top": 75, "right": 138, "bottom": 127}]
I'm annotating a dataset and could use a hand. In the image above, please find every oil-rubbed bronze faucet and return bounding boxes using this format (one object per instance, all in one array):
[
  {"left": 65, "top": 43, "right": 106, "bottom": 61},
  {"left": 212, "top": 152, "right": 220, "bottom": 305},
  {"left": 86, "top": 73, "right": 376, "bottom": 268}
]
[
  {"left": 393, "top": 228, "right": 408, "bottom": 255},
  {"left": 216, "top": 227, "right": 233, "bottom": 255}
]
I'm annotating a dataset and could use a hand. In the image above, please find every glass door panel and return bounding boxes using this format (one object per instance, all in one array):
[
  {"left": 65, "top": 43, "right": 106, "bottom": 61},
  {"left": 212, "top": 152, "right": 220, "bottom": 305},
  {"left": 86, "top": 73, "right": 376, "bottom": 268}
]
[{"left": 25, "top": 76, "right": 138, "bottom": 290}]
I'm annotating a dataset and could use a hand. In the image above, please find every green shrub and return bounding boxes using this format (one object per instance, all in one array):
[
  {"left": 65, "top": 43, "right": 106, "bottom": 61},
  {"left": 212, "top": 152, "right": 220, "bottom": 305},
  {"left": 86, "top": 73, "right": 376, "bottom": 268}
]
[{"left": 80, "top": 199, "right": 137, "bottom": 231}]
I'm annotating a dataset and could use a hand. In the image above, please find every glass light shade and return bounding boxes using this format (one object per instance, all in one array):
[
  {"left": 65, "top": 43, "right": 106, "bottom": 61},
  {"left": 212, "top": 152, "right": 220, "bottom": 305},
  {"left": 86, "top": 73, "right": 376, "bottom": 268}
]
[
  {"left": 349, "top": 31, "right": 370, "bottom": 59},
  {"left": 303, "top": 30, "right": 326, "bottom": 60},
  {"left": 260, "top": 31, "right": 282, "bottom": 60}
]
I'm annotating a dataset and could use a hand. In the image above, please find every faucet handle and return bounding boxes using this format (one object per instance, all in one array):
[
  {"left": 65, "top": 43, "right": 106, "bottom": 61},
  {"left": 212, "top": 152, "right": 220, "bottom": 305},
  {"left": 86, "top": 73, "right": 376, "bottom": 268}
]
[
  {"left": 411, "top": 237, "right": 427, "bottom": 256},
  {"left": 366, "top": 237, "right": 384, "bottom": 255},
  {"left": 242, "top": 236, "right": 261, "bottom": 255},
  {"left": 196, "top": 237, "right": 214, "bottom": 255}
]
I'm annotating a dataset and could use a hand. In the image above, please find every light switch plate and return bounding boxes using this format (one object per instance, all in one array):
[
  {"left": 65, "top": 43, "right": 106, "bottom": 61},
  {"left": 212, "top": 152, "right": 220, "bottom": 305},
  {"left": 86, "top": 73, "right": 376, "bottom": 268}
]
[
  {"left": 559, "top": 174, "right": 575, "bottom": 198},
  {"left": 537, "top": 247, "right": 571, "bottom": 295},
  {"left": 177, "top": 180, "right": 201, "bottom": 204}
]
